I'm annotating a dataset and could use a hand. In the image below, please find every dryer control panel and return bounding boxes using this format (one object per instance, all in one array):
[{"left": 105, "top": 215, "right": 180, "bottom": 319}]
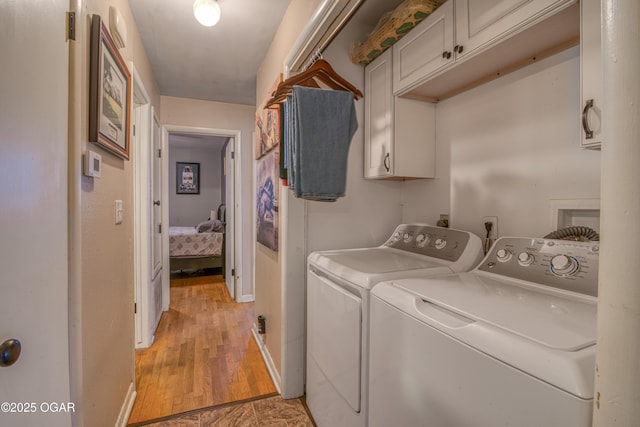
[
  {"left": 383, "top": 224, "right": 475, "bottom": 263},
  {"left": 478, "top": 237, "right": 599, "bottom": 297}
]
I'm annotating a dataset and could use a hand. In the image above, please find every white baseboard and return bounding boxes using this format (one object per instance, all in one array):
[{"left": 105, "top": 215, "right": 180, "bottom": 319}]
[
  {"left": 252, "top": 324, "right": 281, "bottom": 394},
  {"left": 115, "top": 382, "right": 136, "bottom": 427},
  {"left": 238, "top": 293, "right": 255, "bottom": 303}
]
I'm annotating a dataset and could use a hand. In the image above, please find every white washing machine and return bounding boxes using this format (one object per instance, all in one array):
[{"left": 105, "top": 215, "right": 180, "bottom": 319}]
[
  {"left": 306, "top": 224, "right": 483, "bottom": 427},
  {"left": 368, "top": 236, "right": 599, "bottom": 427}
]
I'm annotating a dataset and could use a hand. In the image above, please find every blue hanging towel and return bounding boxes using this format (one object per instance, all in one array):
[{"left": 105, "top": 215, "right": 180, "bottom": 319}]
[
  {"left": 286, "top": 95, "right": 297, "bottom": 192},
  {"left": 291, "top": 86, "right": 358, "bottom": 201}
]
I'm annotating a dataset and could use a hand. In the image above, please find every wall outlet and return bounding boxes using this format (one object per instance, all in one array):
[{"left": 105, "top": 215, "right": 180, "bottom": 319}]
[
  {"left": 437, "top": 214, "right": 449, "bottom": 228},
  {"left": 257, "top": 315, "right": 266, "bottom": 334},
  {"left": 482, "top": 216, "right": 498, "bottom": 239}
]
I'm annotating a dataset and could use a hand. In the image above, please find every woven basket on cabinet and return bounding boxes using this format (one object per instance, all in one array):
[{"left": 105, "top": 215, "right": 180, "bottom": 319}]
[{"left": 350, "top": 0, "right": 441, "bottom": 66}]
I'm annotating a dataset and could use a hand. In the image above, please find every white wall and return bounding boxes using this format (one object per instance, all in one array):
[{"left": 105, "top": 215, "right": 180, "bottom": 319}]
[
  {"left": 72, "top": 1, "right": 162, "bottom": 425},
  {"left": 263, "top": 11, "right": 405, "bottom": 399},
  {"left": 169, "top": 145, "right": 223, "bottom": 226},
  {"left": 402, "top": 46, "right": 601, "bottom": 239},
  {"left": 306, "top": 21, "right": 404, "bottom": 253}
]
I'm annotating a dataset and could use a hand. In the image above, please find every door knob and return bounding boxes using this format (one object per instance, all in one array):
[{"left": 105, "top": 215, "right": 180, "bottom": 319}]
[
  {"left": 153, "top": 200, "right": 161, "bottom": 206},
  {"left": 1, "top": 338, "right": 21, "bottom": 367}
]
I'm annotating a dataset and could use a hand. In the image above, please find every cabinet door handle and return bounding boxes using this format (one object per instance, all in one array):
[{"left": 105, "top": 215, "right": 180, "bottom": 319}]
[
  {"left": 454, "top": 45, "right": 464, "bottom": 54},
  {"left": 442, "top": 51, "right": 452, "bottom": 59},
  {"left": 582, "top": 99, "right": 594, "bottom": 139},
  {"left": 383, "top": 153, "right": 390, "bottom": 172}
]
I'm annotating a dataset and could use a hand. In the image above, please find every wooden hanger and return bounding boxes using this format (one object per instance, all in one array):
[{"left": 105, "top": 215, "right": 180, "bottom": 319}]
[{"left": 265, "top": 59, "right": 363, "bottom": 108}]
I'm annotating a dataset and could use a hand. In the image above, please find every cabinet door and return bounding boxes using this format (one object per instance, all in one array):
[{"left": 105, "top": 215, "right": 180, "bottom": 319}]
[
  {"left": 365, "top": 50, "right": 393, "bottom": 178},
  {"left": 580, "top": 0, "right": 602, "bottom": 148},
  {"left": 393, "top": 0, "right": 454, "bottom": 95},
  {"left": 454, "top": 0, "right": 567, "bottom": 59},
  {"left": 394, "top": 98, "right": 436, "bottom": 179}
]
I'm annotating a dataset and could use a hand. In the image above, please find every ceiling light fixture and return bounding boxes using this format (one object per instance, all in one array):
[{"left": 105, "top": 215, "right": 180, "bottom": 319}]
[{"left": 193, "top": 0, "right": 221, "bottom": 27}]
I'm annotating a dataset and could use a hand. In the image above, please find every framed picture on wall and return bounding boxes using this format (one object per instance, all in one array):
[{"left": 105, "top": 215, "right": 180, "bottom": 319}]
[
  {"left": 256, "top": 151, "right": 278, "bottom": 251},
  {"left": 176, "top": 162, "right": 200, "bottom": 194},
  {"left": 88, "top": 14, "right": 132, "bottom": 160},
  {"left": 255, "top": 74, "right": 282, "bottom": 160}
]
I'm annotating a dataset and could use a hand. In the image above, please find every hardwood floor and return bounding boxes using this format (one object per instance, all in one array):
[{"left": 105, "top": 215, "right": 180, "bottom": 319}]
[{"left": 128, "top": 272, "right": 276, "bottom": 425}]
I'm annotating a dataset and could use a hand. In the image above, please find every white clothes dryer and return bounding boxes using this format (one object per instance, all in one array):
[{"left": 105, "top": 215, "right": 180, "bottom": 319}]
[
  {"left": 368, "top": 236, "right": 599, "bottom": 427},
  {"left": 306, "top": 224, "right": 483, "bottom": 427}
]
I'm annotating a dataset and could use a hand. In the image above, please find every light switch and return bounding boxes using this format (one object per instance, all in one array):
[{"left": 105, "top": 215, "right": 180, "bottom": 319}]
[{"left": 115, "top": 200, "right": 123, "bottom": 225}]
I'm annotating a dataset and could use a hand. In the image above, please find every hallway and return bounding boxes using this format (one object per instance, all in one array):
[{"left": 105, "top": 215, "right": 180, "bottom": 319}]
[{"left": 128, "top": 272, "right": 276, "bottom": 424}]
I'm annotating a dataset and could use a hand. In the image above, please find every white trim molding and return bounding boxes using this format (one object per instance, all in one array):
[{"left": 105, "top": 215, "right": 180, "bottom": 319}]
[
  {"left": 115, "top": 382, "right": 136, "bottom": 427},
  {"left": 252, "top": 325, "right": 282, "bottom": 395}
]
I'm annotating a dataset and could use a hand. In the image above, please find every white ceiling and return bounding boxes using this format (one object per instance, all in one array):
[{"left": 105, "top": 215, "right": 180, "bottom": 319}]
[
  {"left": 133, "top": 0, "right": 410, "bottom": 148},
  {"left": 129, "top": 0, "right": 292, "bottom": 106}
]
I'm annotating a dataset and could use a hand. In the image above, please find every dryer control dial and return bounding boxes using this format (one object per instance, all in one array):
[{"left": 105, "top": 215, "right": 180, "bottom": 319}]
[
  {"left": 517, "top": 252, "right": 535, "bottom": 266},
  {"left": 496, "top": 249, "right": 513, "bottom": 262},
  {"left": 550, "top": 255, "right": 580, "bottom": 276},
  {"left": 415, "top": 234, "right": 429, "bottom": 247}
]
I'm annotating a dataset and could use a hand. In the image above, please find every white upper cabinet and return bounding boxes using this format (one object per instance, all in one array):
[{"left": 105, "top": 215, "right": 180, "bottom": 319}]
[
  {"left": 394, "top": 0, "right": 579, "bottom": 100},
  {"left": 365, "top": 49, "right": 435, "bottom": 180},
  {"left": 454, "top": 0, "right": 569, "bottom": 59},
  {"left": 580, "top": 0, "right": 602, "bottom": 149},
  {"left": 365, "top": 50, "right": 393, "bottom": 178},
  {"left": 393, "top": 1, "right": 454, "bottom": 95}
]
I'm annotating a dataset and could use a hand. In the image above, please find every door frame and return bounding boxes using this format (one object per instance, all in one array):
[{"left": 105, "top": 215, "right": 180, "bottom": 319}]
[
  {"left": 161, "top": 125, "right": 243, "bottom": 307},
  {"left": 131, "top": 64, "right": 156, "bottom": 348},
  {"left": 224, "top": 137, "right": 236, "bottom": 299}
]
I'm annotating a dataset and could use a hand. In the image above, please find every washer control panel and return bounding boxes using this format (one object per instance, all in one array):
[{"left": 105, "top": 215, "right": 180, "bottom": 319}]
[
  {"left": 478, "top": 237, "right": 599, "bottom": 297},
  {"left": 383, "top": 224, "right": 472, "bottom": 262}
]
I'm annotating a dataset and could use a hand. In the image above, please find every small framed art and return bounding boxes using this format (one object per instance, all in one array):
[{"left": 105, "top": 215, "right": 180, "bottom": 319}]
[{"left": 176, "top": 162, "right": 200, "bottom": 194}]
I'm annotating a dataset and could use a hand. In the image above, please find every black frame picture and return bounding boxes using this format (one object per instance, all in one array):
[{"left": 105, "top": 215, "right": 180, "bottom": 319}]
[{"left": 176, "top": 162, "right": 200, "bottom": 194}]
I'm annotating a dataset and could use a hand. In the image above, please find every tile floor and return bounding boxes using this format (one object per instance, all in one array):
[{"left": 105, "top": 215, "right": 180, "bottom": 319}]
[{"left": 128, "top": 394, "right": 315, "bottom": 427}]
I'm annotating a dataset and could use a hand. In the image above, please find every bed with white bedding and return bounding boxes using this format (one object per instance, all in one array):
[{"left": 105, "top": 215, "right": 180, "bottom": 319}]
[
  {"left": 169, "top": 210, "right": 225, "bottom": 272},
  {"left": 169, "top": 226, "right": 223, "bottom": 257}
]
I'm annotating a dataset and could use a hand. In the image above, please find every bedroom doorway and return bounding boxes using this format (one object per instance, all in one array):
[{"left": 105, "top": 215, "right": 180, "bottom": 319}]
[{"left": 161, "top": 125, "right": 242, "bottom": 309}]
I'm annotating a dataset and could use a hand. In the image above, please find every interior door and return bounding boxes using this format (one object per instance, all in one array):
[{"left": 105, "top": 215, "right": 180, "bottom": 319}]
[
  {"left": 0, "top": 1, "right": 72, "bottom": 426},
  {"left": 224, "top": 139, "right": 235, "bottom": 299},
  {"left": 151, "top": 113, "right": 163, "bottom": 279},
  {"left": 148, "top": 111, "right": 163, "bottom": 336}
]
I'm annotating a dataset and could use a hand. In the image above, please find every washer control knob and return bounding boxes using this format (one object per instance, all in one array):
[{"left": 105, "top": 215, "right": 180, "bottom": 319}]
[
  {"left": 415, "top": 234, "right": 429, "bottom": 247},
  {"left": 550, "top": 255, "right": 579, "bottom": 276},
  {"left": 517, "top": 252, "right": 535, "bottom": 266},
  {"left": 434, "top": 238, "right": 447, "bottom": 249},
  {"left": 403, "top": 233, "right": 412, "bottom": 243},
  {"left": 496, "top": 249, "right": 512, "bottom": 262}
]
